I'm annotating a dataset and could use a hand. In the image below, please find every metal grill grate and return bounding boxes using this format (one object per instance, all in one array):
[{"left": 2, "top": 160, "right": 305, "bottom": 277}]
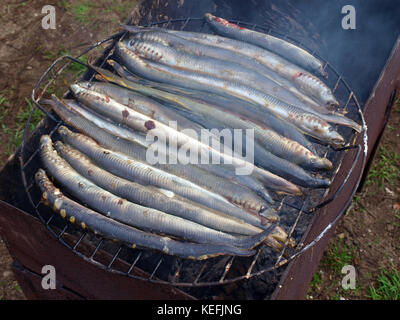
[{"left": 19, "top": 17, "right": 367, "bottom": 288}]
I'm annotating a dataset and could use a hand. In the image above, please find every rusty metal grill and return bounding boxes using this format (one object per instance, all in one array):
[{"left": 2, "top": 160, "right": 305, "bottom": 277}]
[{"left": 19, "top": 17, "right": 367, "bottom": 290}]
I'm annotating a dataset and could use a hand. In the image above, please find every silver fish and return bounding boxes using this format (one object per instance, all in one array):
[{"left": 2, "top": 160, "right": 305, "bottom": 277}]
[
  {"left": 57, "top": 126, "right": 273, "bottom": 228},
  {"left": 39, "top": 135, "right": 273, "bottom": 250},
  {"left": 115, "top": 41, "right": 344, "bottom": 147},
  {"left": 55, "top": 140, "right": 270, "bottom": 236},
  {"left": 35, "top": 168, "right": 258, "bottom": 259},
  {"left": 44, "top": 96, "right": 278, "bottom": 216},
  {"left": 204, "top": 13, "right": 327, "bottom": 78},
  {"left": 123, "top": 26, "right": 338, "bottom": 109},
  {"left": 69, "top": 82, "right": 302, "bottom": 193}
]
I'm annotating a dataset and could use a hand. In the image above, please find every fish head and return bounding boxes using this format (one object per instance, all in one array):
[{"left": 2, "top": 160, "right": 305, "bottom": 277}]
[
  {"left": 35, "top": 168, "right": 47, "bottom": 182},
  {"left": 310, "top": 156, "right": 333, "bottom": 171},
  {"left": 326, "top": 98, "right": 340, "bottom": 108},
  {"left": 260, "top": 207, "right": 279, "bottom": 223},
  {"left": 76, "top": 82, "right": 91, "bottom": 90},
  {"left": 327, "top": 127, "right": 345, "bottom": 147},
  {"left": 70, "top": 83, "right": 84, "bottom": 97},
  {"left": 57, "top": 125, "right": 70, "bottom": 137},
  {"left": 204, "top": 13, "right": 214, "bottom": 21},
  {"left": 40, "top": 135, "right": 52, "bottom": 146}
]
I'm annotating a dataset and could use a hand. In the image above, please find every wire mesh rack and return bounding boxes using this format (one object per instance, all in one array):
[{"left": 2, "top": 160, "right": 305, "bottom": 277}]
[{"left": 19, "top": 17, "right": 367, "bottom": 288}]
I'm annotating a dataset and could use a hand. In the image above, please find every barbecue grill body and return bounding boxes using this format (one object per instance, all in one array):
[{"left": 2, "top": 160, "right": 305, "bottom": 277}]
[
  {"left": 0, "top": 41, "right": 398, "bottom": 300},
  {"left": 1, "top": 0, "right": 400, "bottom": 299}
]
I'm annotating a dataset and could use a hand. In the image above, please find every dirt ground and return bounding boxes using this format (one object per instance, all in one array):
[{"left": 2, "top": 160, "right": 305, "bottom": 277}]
[{"left": 0, "top": 1, "right": 399, "bottom": 300}]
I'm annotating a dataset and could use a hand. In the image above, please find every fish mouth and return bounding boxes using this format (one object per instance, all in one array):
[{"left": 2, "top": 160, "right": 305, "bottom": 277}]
[
  {"left": 40, "top": 135, "right": 51, "bottom": 146},
  {"left": 320, "top": 67, "right": 329, "bottom": 79},
  {"left": 259, "top": 208, "right": 279, "bottom": 223},
  {"left": 327, "top": 99, "right": 340, "bottom": 108},
  {"left": 77, "top": 81, "right": 91, "bottom": 89},
  {"left": 312, "top": 157, "right": 333, "bottom": 171},
  {"left": 332, "top": 136, "right": 345, "bottom": 147},
  {"left": 70, "top": 84, "right": 83, "bottom": 96},
  {"left": 204, "top": 13, "right": 214, "bottom": 21}
]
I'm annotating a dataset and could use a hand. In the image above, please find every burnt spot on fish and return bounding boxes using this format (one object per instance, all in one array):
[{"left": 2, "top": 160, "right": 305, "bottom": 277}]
[
  {"left": 213, "top": 16, "right": 245, "bottom": 30},
  {"left": 122, "top": 109, "right": 130, "bottom": 120},
  {"left": 101, "top": 195, "right": 107, "bottom": 202},
  {"left": 145, "top": 120, "right": 155, "bottom": 130},
  {"left": 117, "top": 199, "right": 124, "bottom": 206},
  {"left": 87, "top": 169, "right": 93, "bottom": 177},
  {"left": 292, "top": 71, "right": 303, "bottom": 81}
]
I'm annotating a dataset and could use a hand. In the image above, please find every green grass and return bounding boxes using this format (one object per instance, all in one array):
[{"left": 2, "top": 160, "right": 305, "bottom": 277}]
[
  {"left": 1, "top": 98, "right": 43, "bottom": 156},
  {"left": 71, "top": 1, "right": 92, "bottom": 24},
  {"left": 369, "top": 266, "right": 400, "bottom": 300},
  {"left": 307, "top": 270, "right": 323, "bottom": 297},
  {"left": 366, "top": 146, "right": 400, "bottom": 190},
  {"left": 68, "top": 54, "right": 88, "bottom": 76},
  {"left": 0, "top": 93, "right": 10, "bottom": 122},
  {"left": 43, "top": 45, "right": 88, "bottom": 77},
  {"left": 307, "top": 239, "right": 356, "bottom": 299},
  {"left": 320, "top": 238, "right": 355, "bottom": 275}
]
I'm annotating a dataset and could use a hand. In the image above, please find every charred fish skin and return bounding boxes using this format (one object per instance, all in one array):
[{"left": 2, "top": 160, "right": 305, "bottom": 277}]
[
  {"left": 63, "top": 90, "right": 269, "bottom": 213},
  {"left": 45, "top": 97, "right": 275, "bottom": 223},
  {"left": 107, "top": 59, "right": 318, "bottom": 155},
  {"left": 115, "top": 42, "right": 344, "bottom": 147},
  {"left": 35, "top": 169, "right": 256, "bottom": 259},
  {"left": 76, "top": 81, "right": 210, "bottom": 135},
  {"left": 56, "top": 125, "right": 274, "bottom": 229},
  {"left": 39, "top": 135, "right": 275, "bottom": 250},
  {"left": 131, "top": 28, "right": 338, "bottom": 109},
  {"left": 128, "top": 39, "right": 354, "bottom": 138},
  {"left": 128, "top": 38, "right": 310, "bottom": 105},
  {"left": 204, "top": 13, "right": 327, "bottom": 78},
  {"left": 54, "top": 140, "right": 268, "bottom": 237},
  {"left": 70, "top": 77, "right": 302, "bottom": 196}
]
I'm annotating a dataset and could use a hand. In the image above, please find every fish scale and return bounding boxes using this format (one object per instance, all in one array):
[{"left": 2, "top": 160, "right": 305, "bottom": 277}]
[
  {"left": 61, "top": 93, "right": 271, "bottom": 212},
  {"left": 39, "top": 135, "right": 274, "bottom": 250},
  {"left": 35, "top": 169, "right": 258, "bottom": 259},
  {"left": 204, "top": 13, "right": 327, "bottom": 78},
  {"left": 115, "top": 41, "right": 344, "bottom": 147},
  {"left": 55, "top": 140, "right": 271, "bottom": 237},
  {"left": 57, "top": 126, "right": 273, "bottom": 229},
  {"left": 68, "top": 81, "right": 302, "bottom": 193}
]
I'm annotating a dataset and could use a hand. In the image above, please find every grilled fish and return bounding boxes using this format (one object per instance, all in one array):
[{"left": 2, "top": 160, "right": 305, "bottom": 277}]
[
  {"left": 35, "top": 169, "right": 258, "bottom": 259},
  {"left": 107, "top": 59, "right": 318, "bottom": 154},
  {"left": 69, "top": 83, "right": 302, "bottom": 192},
  {"left": 39, "top": 135, "right": 273, "bottom": 250},
  {"left": 123, "top": 26, "right": 338, "bottom": 110},
  {"left": 44, "top": 96, "right": 280, "bottom": 219},
  {"left": 55, "top": 140, "right": 272, "bottom": 236},
  {"left": 57, "top": 125, "right": 273, "bottom": 229},
  {"left": 204, "top": 13, "right": 327, "bottom": 78},
  {"left": 115, "top": 41, "right": 344, "bottom": 147}
]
